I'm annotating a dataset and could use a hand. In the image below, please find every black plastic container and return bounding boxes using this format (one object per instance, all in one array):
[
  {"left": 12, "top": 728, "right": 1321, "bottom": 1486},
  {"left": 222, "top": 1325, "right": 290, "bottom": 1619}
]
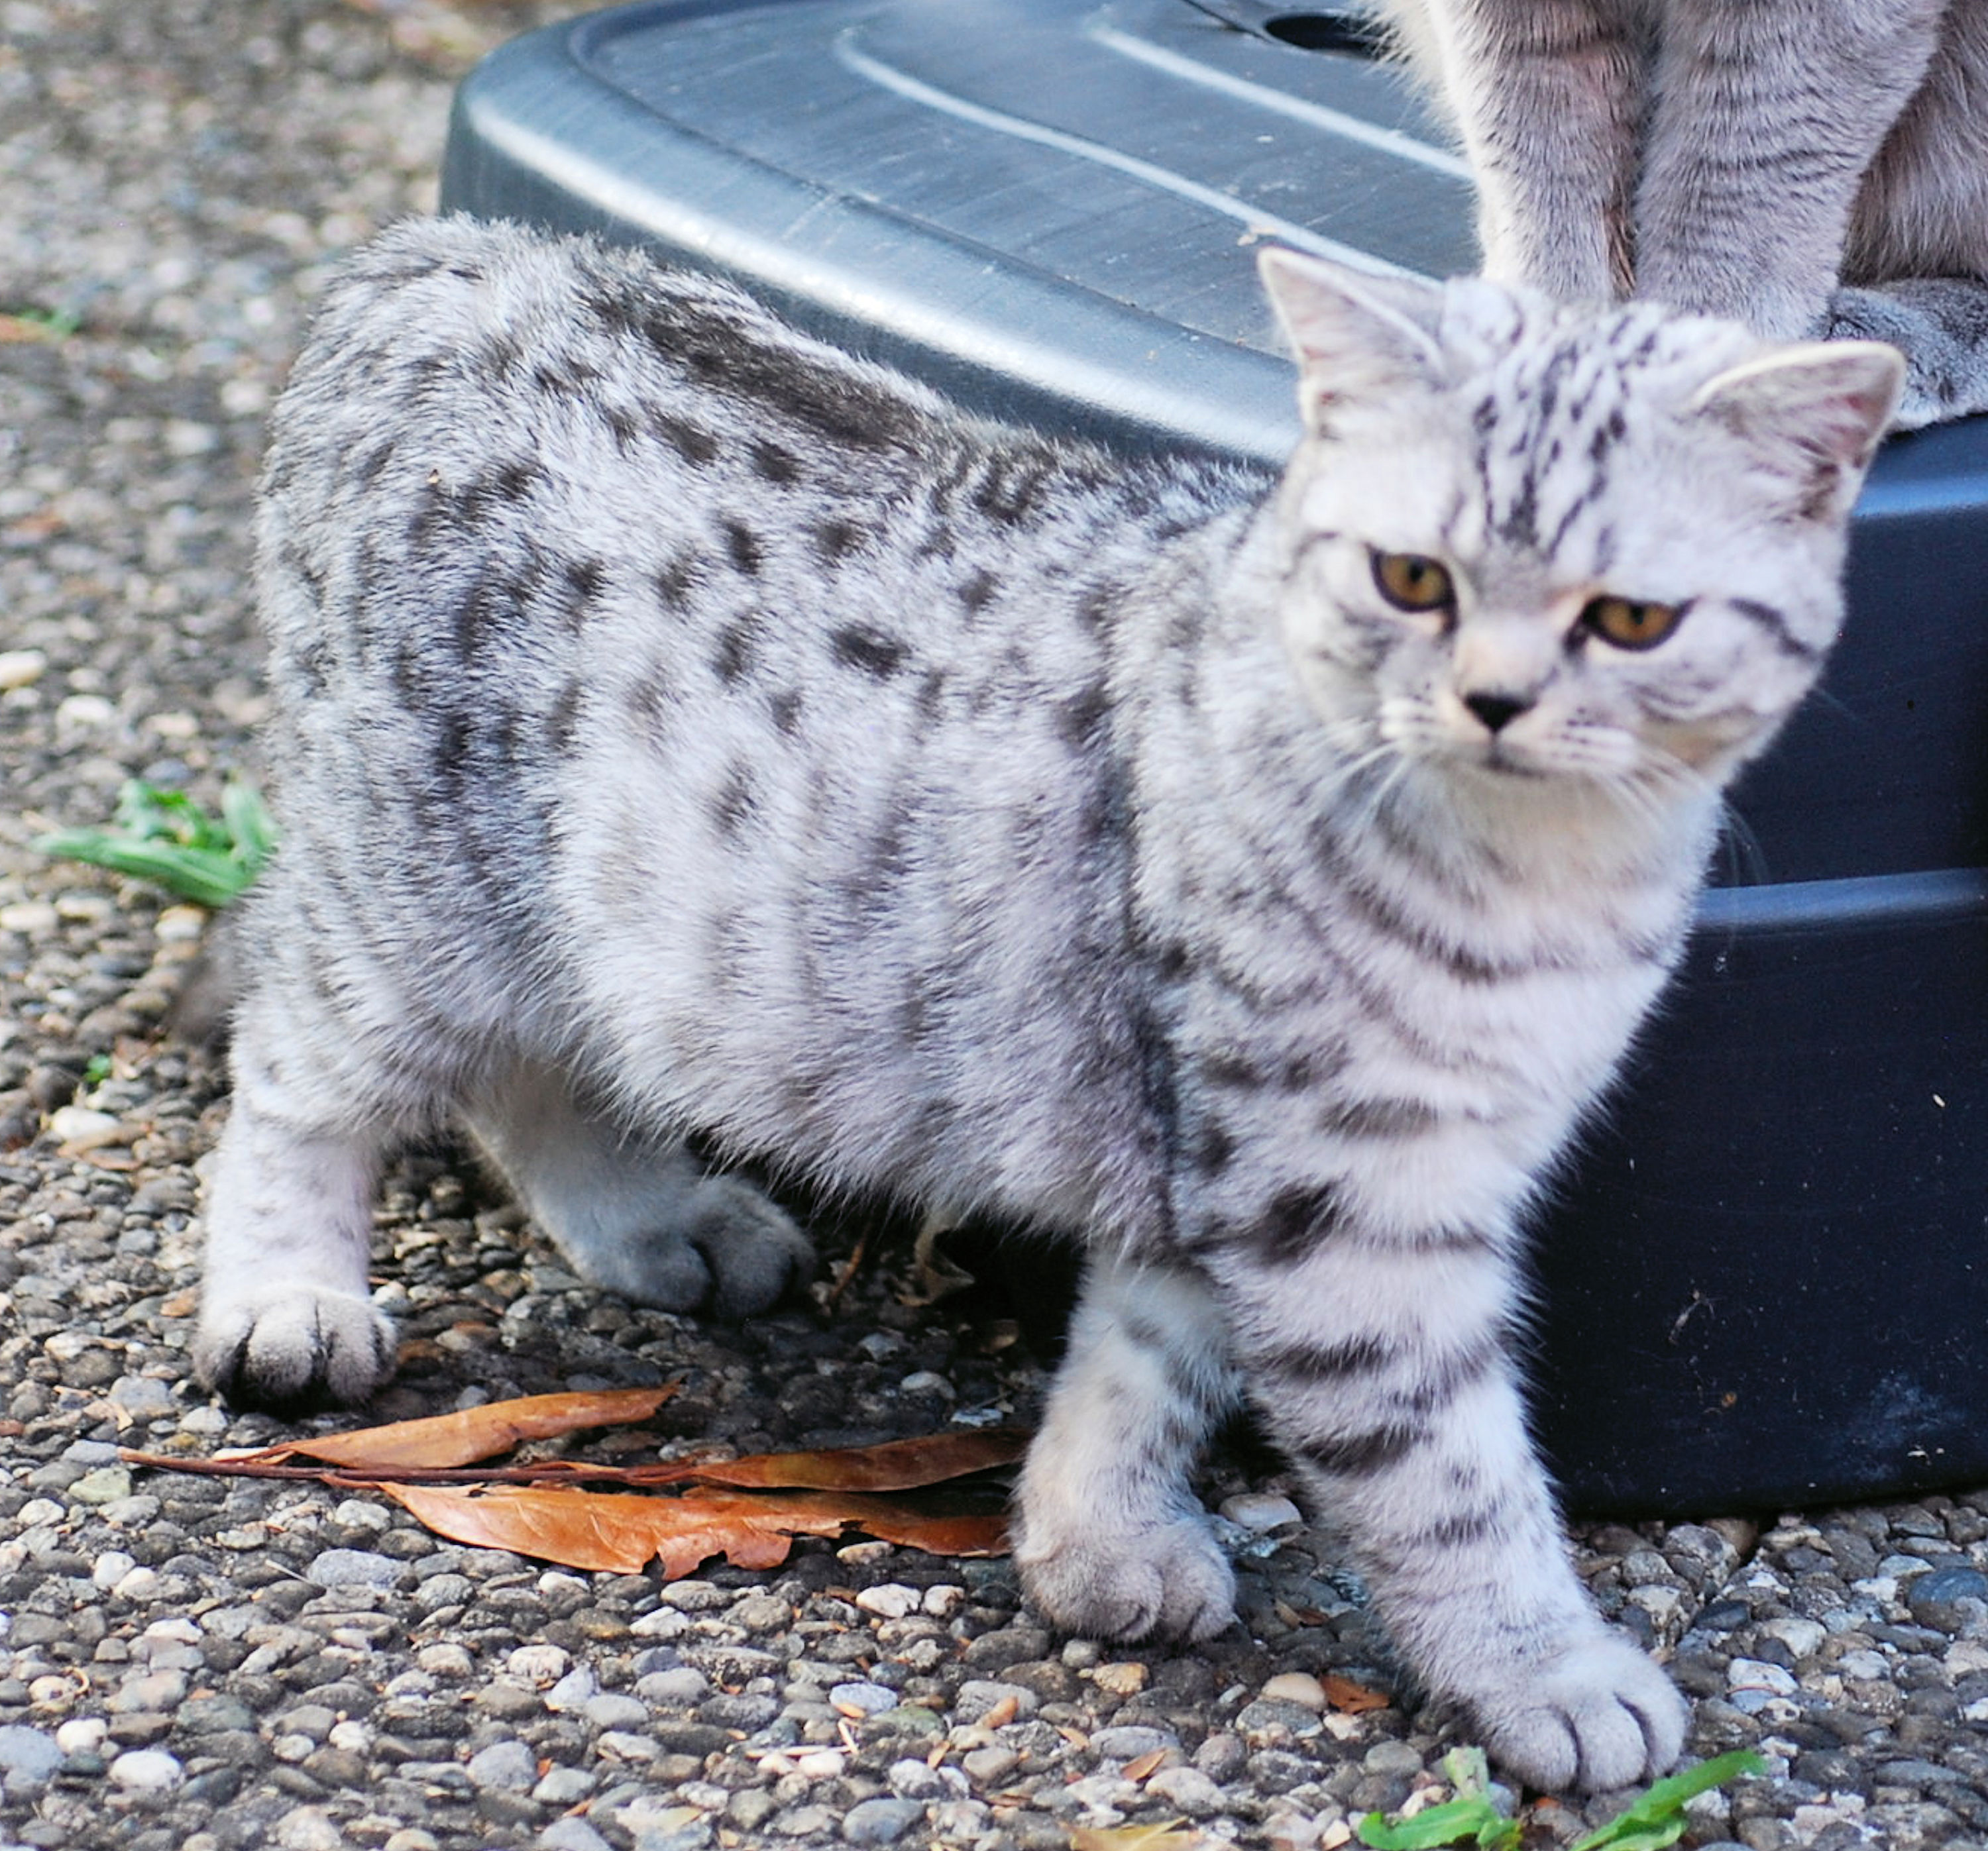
[{"left": 441, "top": 0, "right": 1988, "bottom": 1514}]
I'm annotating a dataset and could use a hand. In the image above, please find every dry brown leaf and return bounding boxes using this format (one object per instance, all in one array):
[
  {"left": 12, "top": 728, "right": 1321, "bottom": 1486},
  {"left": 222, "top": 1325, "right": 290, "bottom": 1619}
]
[
  {"left": 1068, "top": 1824, "right": 1206, "bottom": 1850},
  {"left": 242, "top": 1385, "right": 677, "bottom": 1470},
  {"left": 681, "top": 1428, "right": 1026, "bottom": 1493},
  {"left": 1320, "top": 1672, "right": 1392, "bottom": 1715},
  {"left": 1121, "top": 1747, "right": 1169, "bottom": 1781},
  {"left": 379, "top": 1481, "right": 1008, "bottom": 1577}
]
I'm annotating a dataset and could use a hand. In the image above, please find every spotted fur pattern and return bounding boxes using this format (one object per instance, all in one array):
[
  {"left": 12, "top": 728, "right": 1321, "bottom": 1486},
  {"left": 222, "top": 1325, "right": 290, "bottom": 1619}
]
[
  {"left": 1380, "top": 0, "right": 1988, "bottom": 416},
  {"left": 195, "top": 217, "right": 1901, "bottom": 1791}
]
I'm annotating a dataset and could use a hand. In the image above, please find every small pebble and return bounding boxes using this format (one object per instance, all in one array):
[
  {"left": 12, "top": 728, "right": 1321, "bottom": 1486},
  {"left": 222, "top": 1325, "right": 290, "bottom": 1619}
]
[
  {"left": 1219, "top": 1491, "right": 1304, "bottom": 1532},
  {"left": 108, "top": 1748, "right": 184, "bottom": 1793},
  {"left": 467, "top": 1738, "right": 539, "bottom": 1793},
  {"left": 305, "top": 1548, "right": 401, "bottom": 1591},
  {"left": 842, "top": 1797, "right": 925, "bottom": 1845},
  {"left": 0, "top": 647, "right": 48, "bottom": 690},
  {"left": 854, "top": 1583, "right": 921, "bottom": 1620},
  {"left": 830, "top": 1680, "right": 899, "bottom": 1717},
  {"left": 1260, "top": 1671, "right": 1327, "bottom": 1711}
]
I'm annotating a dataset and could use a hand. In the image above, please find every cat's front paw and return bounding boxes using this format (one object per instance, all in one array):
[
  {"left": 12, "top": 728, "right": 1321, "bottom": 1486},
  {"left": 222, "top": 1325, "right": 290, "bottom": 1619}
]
[
  {"left": 1464, "top": 1633, "right": 1686, "bottom": 1793},
  {"left": 1015, "top": 1513, "right": 1237, "bottom": 1645},
  {"left": 577, "top": 1173, "right": 814, "bottom": 1319},
  {"left": 194, "top": 1285, "right": 396, "bottom": 1410}
]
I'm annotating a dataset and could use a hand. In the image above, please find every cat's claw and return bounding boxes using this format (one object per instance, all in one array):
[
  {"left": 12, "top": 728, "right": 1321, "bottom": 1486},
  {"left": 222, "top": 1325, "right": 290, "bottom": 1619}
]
[
  {"left": 1015, "top": 1514, "right": 1237, "bottom": 1645},
  {"left": 1464, "top": 1633, "right": 1686, "bottom": 1793},
  {"left": 193, "top": 1285, "right": 396, "bottom": 1409}
]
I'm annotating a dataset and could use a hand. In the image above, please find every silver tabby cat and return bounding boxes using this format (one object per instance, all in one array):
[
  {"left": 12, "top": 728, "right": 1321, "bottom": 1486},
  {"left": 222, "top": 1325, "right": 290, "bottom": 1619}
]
[
  {"left": 195, "top": 217, "right": 1901, "bottom": 1790},
  {"left": 1379, "top": 0, "right": 1988, "bottom": 419}
]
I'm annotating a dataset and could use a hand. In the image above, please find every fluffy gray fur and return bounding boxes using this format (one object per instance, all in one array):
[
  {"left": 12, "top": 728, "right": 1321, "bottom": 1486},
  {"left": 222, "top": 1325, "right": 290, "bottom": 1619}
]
[
  {"left": 1378, "top": 0, "right": 1988, "bottom": 424},
  {"left": 196, "top": 216, "right": 1901, "bottom": 1791}
]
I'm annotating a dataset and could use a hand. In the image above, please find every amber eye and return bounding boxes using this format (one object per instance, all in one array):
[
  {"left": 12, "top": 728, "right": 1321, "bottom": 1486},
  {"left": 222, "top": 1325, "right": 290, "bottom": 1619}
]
[
  {"left": 1371, "top": 551, "right": 1455, "bottom": 613},
  {"left": 1582, "top": 594, "right": 1683, "bottom": 651}
]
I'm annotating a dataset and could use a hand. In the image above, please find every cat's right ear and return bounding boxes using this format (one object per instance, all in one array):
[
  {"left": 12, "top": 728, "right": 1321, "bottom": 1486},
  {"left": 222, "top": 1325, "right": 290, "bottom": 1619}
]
[{"left": 1257, "top": 246, "right": 1446, "bottom": 433}]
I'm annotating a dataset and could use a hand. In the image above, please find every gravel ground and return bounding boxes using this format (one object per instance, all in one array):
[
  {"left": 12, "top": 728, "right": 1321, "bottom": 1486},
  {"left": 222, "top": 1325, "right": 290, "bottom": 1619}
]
[{"left": 5, "top": 4, "right": 1988, "bottom": 1848}]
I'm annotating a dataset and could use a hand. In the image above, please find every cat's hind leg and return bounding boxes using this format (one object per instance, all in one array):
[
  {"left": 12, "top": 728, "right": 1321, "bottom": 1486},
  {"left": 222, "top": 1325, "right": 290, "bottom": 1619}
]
[
  {"left": 464, "top": 1060, "right": 812, "bottom": 1318},
  {"left": 1013, "top": 1250, "right": 1244, "bottom": 1644}
]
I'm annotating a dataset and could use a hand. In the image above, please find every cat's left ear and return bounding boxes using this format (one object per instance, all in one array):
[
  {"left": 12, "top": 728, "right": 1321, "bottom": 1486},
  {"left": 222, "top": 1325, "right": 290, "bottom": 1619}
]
[
  {"left": 1689, "top": 340, "right": 1905, "bottom": 521},
  {"left": 1258, "top": 246, "right": 1447, "bottom": 433}
]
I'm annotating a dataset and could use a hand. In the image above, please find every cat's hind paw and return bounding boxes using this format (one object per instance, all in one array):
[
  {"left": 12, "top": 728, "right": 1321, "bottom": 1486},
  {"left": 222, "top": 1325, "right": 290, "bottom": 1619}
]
[
  {"left": 1466, "top": 1633, "right": 1686, "bottom": 1793},
  {"left": 573, "top": 1172, "right": 814, "bottom": 1320},
  {"left": 193, "top": 1285, "right": 396, "bottom": 1410},
  {"left": 1015, "top": 1513, "right": 1237, "bottom": 1645}
]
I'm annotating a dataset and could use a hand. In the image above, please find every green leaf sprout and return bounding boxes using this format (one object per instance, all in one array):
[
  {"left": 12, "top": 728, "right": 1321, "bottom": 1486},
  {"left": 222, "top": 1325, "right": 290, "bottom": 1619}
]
[{"left": 37, "top": 778, "right": 276, "bottom": 909}]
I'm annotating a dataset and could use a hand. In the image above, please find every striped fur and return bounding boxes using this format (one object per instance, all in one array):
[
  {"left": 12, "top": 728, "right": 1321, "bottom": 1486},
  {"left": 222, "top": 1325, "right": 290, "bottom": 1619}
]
[
  {"left": 194, "top": 218, "right": 1899, "bottom": 1791},
  {"left": 1380, "top": 0, "right": 1988, "bottom": 342}
]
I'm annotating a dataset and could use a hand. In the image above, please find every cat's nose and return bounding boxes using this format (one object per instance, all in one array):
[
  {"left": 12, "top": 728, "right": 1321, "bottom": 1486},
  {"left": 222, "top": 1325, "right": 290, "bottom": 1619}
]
[{"left": 1463, "top": 689, "right": 1533, "bottom": 734}]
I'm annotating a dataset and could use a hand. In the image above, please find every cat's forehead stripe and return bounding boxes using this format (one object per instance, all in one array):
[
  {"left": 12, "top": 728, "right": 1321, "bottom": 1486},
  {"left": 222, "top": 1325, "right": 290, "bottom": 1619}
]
[{"left": 1468, "top": 319, "right": 1650, "bottom": 561}]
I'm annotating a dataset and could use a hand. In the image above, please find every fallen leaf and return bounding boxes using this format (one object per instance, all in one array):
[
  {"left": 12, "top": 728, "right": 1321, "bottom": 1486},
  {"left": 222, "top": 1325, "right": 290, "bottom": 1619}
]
[
  {"left": 682, "top": 1428, "right": 1026, "bottom": 1493},
  {"left": 980, "top": 1693, "right": 1021, "bottom": 1729},
  {"left": 240, "top": 1385, "right": 677, "bottom": 1470},
  {"left": 1069, "top": 1824, "right": 1207, "bottom": 1850},
  {"left": 1122, "top": 1747, "right": 1169, "bottom": 1781},
  {"left": 1321, "top": 1673, "right": 1392, "bottom": 1715},
  {"left": 378, "top": 1481, "right": 1008, "bottom": 1577}
]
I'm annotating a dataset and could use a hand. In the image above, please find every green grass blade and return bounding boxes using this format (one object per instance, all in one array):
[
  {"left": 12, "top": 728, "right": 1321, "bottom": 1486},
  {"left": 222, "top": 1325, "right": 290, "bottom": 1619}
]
[
  {"left": 33, "top": 831, "right": 255, "bottom": 909},
  {"left": 1356, "top": 1796, "right": 1516, "bottom": 1850},
  {"left": 37, "top": 777, "right": 278, "bottom": 908},
  {"left": 1569, "top": 1751, "right": 1767, "bottom": 1851}
]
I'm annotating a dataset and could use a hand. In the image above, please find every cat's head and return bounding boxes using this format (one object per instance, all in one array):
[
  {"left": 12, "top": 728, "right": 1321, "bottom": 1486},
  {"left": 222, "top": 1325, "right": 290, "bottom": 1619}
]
[{"left": 1257, "top": 246, "right": 1901, "bottom": 807}]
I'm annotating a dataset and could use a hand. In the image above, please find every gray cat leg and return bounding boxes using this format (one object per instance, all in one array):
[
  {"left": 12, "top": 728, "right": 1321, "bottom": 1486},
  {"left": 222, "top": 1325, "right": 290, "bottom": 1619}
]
[
  {"left": 194, "top": 1023, "right": 396, "bottom": 1407},
  {"left": 1013, "top": 1251, "right": 1244, "bottom": 1644},
  {"left": 464, "top": 1061, "right": 812, "bottom": 1318},
  {"left": 1636, "top": 0, "right": 1948, "bottom": 337},
  {"left": 1216, "top": 1242, "right": 1684, "bottom": 1793},
  {"left": 1396, "top": 0, "right": 1643, "bottom": 301}
]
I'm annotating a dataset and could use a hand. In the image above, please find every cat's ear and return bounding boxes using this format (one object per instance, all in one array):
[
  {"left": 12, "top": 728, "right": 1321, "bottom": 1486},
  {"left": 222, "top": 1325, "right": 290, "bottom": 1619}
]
[
  {"left": 1258, "top": 246, "right": 1446, "bottom": 433},
  {"left": 1689, "top": 340, "right": 1905, "bottom": 520}
]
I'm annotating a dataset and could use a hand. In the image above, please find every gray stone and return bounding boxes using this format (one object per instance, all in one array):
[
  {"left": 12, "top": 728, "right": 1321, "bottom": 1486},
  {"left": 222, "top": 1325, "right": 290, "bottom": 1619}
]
[
  {"left": 539, "top": 1823, "right": 614, "bottom": 1851},
  {"left": 0, "top": 1727, "right": 60, "bottom": 1785},
  {"left": 305, "top": 1548, "right": 403, "bottom": 1591},
  {"left": 828, "top": 1680, "right": 899, "bottom": 1716},
  {"left": 467, "top": 1738, "right": 540, "bottom": 1793},
  {"left": 841, "top": 1798, "right": 924, "bottom": 1846},
  {"left": 1906, "top": 1565, "right": 1988, "bottom": 1632}
]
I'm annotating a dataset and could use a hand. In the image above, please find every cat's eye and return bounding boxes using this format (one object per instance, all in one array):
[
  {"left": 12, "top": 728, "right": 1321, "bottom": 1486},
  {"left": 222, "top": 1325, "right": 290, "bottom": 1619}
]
[
  {"left": 1582, "top": 594, "right": 1683, "bottom": 651},
  {"left": 1371, "top": 551, "right": 1455, "bottom": 613}
]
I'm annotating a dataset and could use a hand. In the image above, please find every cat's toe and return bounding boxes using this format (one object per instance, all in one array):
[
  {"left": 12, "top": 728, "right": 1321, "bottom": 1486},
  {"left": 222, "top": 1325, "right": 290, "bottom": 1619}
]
[
  {"left": 1015, "top": 1514, "right": 1236, "bottom": 1645},
  {"left": 1468, "top": 1634, "right": 1686, "bottom": 1793},
  {"left": 194, "top": 1286, "right": 396, "bottom": 1410}
]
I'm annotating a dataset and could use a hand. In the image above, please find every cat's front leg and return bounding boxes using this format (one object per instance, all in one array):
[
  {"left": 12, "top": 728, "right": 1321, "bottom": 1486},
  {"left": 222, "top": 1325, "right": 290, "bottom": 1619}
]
[
  {"left": 1635, "top": 0, "right": 1948, "bottom": 338},
  {"left": 1386, "top": 0, "right": 1641, "bottom": 301},
  {"left": 1210, "top": 1230, "right": 1684, "bottom": 1793},
  {"left": 194, "top": 1020, "right": 396, "bottom": 1408},
  {"left": 1013, "top": 1251, "right": 1244, "bottom": 1644}
]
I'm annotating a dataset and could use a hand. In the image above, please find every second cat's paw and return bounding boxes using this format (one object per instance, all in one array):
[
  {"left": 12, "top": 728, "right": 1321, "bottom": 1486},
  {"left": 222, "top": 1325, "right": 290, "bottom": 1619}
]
[
  {"left": 193, "top": 1285, "right": 396, "bottom": 1410},
  {"left": 577, "top": 1173, "right": 814, "bottom": 1320},
  {"left": 1014, "top": 1513, "right": 1237, "bottom": 1645},
  {"left": 1464, "top": 1632, "right": 1686, "bottom": 1793}
]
